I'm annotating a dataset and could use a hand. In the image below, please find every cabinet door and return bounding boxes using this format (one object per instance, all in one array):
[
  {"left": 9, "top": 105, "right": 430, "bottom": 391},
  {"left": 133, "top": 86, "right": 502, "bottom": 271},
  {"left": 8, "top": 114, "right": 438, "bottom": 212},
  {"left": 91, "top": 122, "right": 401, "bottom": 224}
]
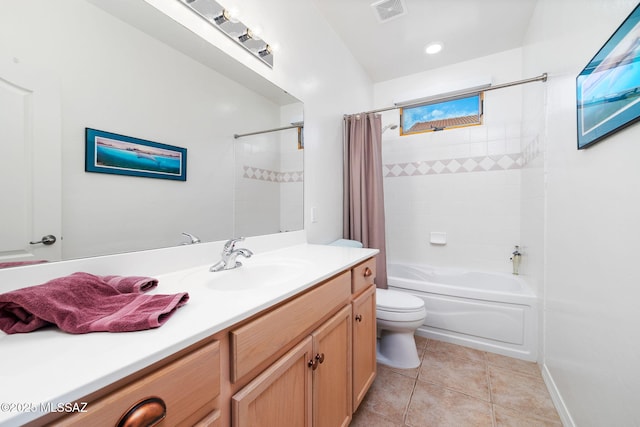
[
  {"left": 312, "top": 305, "right": 352, "bottom": 427},
  {"left": 352, "top": 285, "right": 377, "bottom": 411},
  {"left": 232, "top": 337, "right": 313, "bottom": 427}
]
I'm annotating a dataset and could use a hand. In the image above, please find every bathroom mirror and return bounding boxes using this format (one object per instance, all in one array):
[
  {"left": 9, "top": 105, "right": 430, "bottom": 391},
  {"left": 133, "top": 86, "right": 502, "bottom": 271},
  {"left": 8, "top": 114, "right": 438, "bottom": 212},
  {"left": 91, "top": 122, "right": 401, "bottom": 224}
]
[{"left": 0, "top": 0, "right": 303, "bottom": 265}]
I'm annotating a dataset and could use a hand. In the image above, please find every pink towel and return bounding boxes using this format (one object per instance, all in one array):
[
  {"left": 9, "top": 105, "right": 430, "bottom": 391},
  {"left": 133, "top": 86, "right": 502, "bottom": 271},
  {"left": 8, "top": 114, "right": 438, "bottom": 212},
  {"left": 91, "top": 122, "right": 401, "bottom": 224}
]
[
  {"left": 102, "top": 275, "right": 159, "bottom": 293},
  {"left": 0, "top": 260, "right": 48, "bottom": 269},
  {"left": 0, "top": 272, "right": 188, "bottom": 334}
]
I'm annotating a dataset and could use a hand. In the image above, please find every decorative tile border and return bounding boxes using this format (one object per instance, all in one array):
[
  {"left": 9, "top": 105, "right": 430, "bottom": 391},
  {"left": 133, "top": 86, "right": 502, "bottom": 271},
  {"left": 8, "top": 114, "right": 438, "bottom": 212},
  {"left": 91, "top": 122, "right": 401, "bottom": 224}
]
[
  {"left": 243, "top": 166, "right": 304, "bottom": 183},
  {"left": 384, "top": 153, "right": 523, "bottom": 178},
  {"left": 521, "top": 136, "right": 542, "bottom": 167}
]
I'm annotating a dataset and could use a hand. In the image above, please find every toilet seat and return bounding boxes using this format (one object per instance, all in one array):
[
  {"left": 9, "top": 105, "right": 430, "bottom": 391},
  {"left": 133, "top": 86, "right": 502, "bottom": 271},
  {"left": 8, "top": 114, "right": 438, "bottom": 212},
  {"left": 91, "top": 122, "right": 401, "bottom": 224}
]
[{"left": 376, "top": 288, "right": 424, "bottom": 313}]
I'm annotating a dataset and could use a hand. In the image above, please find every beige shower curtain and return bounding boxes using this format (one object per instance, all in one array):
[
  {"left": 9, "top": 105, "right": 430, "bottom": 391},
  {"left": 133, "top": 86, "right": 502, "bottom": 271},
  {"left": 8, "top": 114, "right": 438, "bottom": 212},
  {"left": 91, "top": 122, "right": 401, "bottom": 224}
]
[{"left": 343, "top": 113, "right": 388, "bottom": 289}]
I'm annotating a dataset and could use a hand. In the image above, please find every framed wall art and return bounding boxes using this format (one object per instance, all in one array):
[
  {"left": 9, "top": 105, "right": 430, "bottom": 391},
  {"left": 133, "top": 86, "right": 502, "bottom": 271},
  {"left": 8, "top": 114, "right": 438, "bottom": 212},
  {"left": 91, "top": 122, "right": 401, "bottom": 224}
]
[
  {"left": 85, "top": 128, "right": 187, "bottom": 181},
  {"left": 577, "top": 3, "right": 640, "bottom": 149}
]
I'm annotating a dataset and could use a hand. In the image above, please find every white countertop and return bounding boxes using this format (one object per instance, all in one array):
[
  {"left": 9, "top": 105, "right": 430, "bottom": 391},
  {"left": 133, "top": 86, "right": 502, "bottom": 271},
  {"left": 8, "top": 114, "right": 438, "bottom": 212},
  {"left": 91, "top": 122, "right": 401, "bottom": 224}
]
[{"left": 0, "top": 243, "right": 378, "bottom": 426}]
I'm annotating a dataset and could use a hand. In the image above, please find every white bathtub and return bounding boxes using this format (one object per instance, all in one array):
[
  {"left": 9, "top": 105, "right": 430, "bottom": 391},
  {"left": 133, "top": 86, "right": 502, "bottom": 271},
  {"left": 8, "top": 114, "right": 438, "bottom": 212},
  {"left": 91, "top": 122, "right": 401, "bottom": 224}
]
[{"left": 387, "top": 263, "right": 538, "bottom": 361}]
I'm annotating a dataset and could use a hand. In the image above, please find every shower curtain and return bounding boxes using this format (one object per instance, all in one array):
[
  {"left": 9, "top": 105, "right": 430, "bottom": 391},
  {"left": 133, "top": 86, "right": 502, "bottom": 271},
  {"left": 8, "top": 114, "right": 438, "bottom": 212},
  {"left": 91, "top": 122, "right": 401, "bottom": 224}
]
[{"left": 343, "top": 113, "right": 388, "bottom": 289}]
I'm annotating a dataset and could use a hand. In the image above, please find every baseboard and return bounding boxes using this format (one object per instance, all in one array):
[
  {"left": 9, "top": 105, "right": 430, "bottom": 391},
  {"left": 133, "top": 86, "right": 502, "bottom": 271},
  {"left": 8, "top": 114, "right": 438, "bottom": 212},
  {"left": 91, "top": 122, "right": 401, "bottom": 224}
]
[{"left": 541, "top": 363, "right": 576, "bottom": 427}]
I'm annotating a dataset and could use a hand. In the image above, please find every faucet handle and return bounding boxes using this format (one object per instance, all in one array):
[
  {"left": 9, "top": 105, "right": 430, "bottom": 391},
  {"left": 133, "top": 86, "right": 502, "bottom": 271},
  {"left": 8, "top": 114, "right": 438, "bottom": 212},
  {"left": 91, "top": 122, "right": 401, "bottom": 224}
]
[{"left": 223, "top": 237, "right": 245, "bottom": 252}]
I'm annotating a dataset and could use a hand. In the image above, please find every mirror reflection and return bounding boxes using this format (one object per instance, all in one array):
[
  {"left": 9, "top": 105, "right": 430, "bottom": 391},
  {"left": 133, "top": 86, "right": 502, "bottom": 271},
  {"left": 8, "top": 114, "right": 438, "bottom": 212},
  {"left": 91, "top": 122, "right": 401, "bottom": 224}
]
[{"left": 0, "top": 0, "right": 303, "bottom": 267}]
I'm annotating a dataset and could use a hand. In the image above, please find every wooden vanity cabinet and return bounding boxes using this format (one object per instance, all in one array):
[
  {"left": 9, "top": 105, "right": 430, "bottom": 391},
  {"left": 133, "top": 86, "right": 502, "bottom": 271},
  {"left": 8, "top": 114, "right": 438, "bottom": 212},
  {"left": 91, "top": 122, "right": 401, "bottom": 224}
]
[
  {"left": 230, "top": 274, "right": 353, "bottom": 427},
  {"left": 230, "top": 257, "right": 377, "bottom": 427},
  {"left": 35, "top": 256, "right": 377, "bottom": 427},
  {"left": 232, "top": 306, "right": 352, "bottom": 427},
  {"left": 46, "top": 340, "right": 221, "bottom": 427}
]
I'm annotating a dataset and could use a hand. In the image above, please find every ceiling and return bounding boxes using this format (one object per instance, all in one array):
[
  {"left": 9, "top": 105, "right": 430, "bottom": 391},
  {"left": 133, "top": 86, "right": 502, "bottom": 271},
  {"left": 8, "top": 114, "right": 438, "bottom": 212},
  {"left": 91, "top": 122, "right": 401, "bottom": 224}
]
[{"left": 311, "top": 0, "right": 539, "bottom": 83}]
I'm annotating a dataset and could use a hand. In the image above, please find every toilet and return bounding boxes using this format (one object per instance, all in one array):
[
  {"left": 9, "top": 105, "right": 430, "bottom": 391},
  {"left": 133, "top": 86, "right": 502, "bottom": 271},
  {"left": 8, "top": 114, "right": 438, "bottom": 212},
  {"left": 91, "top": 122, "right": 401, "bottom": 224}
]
[
  {"left": 375, "top": 288, "right": 427, "bottom": 369},
  {"left": 328, "top": 239, "right": 427, "bottom": 369}
]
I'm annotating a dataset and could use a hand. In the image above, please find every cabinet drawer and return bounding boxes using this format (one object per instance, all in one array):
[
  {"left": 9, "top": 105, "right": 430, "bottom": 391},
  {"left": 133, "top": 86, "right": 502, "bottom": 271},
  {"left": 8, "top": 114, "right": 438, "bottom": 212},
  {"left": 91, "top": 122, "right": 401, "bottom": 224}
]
[
  {"left": 54, "top": 341, "right": 220, "bottom": 427},
  {"left": 352, "top": 257, "right": 376, "bottom": 294},
  {"left": 230, "top": 271, "right": 351, "bottom": 383}
]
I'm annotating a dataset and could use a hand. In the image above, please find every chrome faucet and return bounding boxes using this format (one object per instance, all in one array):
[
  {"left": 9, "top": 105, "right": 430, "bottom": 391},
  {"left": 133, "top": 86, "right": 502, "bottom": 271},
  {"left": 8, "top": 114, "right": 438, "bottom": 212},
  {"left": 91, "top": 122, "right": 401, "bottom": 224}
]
[
  {"left": 510, "top": 245, "right": 521, "bottom": 275},
  {"left": 210, "top": 237, "right": 254, "bottom": 272},
  {"left": 181, "top": 232, "right": 201, "bottom": 245}
]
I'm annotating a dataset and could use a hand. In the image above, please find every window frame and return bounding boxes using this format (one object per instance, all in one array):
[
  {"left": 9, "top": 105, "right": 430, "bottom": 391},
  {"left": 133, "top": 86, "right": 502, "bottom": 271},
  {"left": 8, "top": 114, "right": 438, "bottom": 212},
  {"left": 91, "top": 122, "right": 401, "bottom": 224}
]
[{"left": 399, "top": 92, "right": 484, "bottom": 136}]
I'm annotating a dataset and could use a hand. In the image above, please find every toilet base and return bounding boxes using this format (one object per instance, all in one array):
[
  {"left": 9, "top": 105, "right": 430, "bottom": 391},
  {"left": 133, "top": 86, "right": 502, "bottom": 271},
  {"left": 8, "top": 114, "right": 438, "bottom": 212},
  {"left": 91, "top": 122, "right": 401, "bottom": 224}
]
[{"left": 376, "top": 330, "right": 421, "bottom": 369}]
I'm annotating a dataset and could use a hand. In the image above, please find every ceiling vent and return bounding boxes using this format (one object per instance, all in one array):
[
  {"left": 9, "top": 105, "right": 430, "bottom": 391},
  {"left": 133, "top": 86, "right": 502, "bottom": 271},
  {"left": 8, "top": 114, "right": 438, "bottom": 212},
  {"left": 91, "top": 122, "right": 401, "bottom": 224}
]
[{"left": 371, "top": 0, "right": 407, "bottom": 23}]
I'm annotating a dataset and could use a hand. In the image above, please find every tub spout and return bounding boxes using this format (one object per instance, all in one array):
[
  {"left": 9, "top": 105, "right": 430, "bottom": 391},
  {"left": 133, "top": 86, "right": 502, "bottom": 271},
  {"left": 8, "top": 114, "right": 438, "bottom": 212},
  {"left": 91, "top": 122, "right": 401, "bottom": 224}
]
[{"left": 510, "top": 246, "right": 521, "bottom": 275}]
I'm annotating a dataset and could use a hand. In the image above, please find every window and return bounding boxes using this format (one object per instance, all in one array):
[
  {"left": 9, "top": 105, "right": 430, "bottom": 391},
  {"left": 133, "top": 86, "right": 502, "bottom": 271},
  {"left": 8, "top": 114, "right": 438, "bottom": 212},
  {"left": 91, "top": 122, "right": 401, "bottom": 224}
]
[{"left": 400, "top": 93, "right": 483, "bottom": 135}]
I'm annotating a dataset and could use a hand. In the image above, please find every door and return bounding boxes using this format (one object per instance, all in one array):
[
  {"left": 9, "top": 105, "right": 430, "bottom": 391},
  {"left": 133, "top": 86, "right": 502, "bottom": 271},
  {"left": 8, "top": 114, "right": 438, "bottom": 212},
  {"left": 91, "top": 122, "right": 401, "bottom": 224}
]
[
  {"left": 232, "top": 337, "right": 313, "bottom": 427},
  {"left": 0, "top": 56, "right": 61, "bottom": 264},
  {"left": 352, "top": 285, "right": 377, "bottom": 411},
  {"left": 313, "top": 305, "right": 352, "bottom": 427}
]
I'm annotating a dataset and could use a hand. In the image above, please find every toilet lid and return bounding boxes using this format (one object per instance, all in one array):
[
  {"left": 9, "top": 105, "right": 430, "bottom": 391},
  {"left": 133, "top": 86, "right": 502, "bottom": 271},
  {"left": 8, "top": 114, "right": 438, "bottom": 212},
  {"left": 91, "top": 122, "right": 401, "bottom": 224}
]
[{"left": 376, "top": 289, "right": 424, "bottom": 313}]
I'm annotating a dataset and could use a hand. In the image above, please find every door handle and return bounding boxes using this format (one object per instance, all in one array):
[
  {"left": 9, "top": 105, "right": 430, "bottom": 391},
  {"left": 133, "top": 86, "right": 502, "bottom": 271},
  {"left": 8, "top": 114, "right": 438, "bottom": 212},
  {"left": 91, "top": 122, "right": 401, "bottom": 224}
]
[{"left": 29, "top": 235, "right": 57, "bottom": 245}]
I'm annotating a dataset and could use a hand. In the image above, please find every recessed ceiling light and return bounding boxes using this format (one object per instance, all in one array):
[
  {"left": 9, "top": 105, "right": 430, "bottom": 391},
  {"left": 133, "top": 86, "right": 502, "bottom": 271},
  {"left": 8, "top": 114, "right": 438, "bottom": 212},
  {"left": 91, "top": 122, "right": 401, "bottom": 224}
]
[{"left": 425, "top": 42, "right": 443, "bottom": 55}]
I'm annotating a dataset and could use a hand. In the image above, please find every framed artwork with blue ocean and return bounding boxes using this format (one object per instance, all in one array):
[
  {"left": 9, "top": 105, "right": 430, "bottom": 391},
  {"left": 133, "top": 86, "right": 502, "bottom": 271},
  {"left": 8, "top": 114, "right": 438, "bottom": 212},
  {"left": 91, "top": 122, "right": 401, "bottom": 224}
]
[
  {"left": 85, "top": 128, "right": 187, "bottom": 181},
  {"left": 577, "top": 3, "right": 640, "bottom": 149}
]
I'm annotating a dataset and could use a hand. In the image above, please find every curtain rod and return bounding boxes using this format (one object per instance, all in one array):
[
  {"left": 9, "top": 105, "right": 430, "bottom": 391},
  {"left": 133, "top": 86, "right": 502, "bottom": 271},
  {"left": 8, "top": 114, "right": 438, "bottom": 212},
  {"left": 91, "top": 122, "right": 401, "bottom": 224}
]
[
  {"left": 344, "top": 72, "right": 548, "bottom": 117},
  {"left": 234, "top": 122, "right": 303, "bottom": 139}
]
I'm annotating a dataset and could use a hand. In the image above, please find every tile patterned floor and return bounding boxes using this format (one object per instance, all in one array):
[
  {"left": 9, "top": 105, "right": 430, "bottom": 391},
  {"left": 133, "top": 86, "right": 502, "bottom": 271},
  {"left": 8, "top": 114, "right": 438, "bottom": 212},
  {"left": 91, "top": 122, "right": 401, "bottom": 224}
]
[{"left": 351, "top": 337, "right": 562, "bottom": 427}]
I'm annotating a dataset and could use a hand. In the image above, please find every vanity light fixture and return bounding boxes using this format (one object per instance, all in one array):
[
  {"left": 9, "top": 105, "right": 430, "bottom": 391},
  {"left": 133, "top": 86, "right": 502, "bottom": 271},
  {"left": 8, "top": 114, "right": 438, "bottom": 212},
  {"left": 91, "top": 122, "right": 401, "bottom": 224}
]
[
  {"left": 179, "top": 0, "right": 274, "bottom": 68},
  {"left": 238, "top": 29, "right": 254, "bottom": 43},
  {"left": 213, "top": 9, "right": 230, "bottom": 25},
  {"left": 258, "top": 45, "right": 272, "bottom": 57}
]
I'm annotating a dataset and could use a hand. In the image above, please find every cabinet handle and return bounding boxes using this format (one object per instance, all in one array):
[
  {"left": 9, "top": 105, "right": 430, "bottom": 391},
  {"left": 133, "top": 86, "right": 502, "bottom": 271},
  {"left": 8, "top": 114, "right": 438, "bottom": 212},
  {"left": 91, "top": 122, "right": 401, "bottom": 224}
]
[
  {"left": 355, "top": 314, "right": 362, "bottom": 322},
  {"left": 308, "top": 358, "right": 318, "bottom": 370},
  {"left": 363, "top": 267, "right": 372, "bottom": 277},
  {"left": 117, "top": 396, "right": 166, "bottom": 427},
  {"left": 315, "top": 353, "right": 325, "bottom": 364}
]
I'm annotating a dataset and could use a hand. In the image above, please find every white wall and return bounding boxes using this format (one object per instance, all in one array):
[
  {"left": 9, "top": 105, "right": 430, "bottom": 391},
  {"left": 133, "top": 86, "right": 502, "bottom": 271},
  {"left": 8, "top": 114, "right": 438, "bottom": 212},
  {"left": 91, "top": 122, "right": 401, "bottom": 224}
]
[
  {"left": 375, "top": 49, "right": 527, "bottom": 273},
  {"left": 146, "top": 0, "right": 374, "bottom": 244},
  {"left": 522, "top": 1, "right": 640, "bottom": 425},
  {"left": 0, "top": 0, "right": 284, "bottom": 259}
]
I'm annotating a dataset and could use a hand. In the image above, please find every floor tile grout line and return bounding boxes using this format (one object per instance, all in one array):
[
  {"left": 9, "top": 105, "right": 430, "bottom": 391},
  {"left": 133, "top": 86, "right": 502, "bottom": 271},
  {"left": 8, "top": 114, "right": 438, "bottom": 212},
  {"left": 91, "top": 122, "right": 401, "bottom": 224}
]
[
  {"left": 414, "top": 375, "right": 493, "bottom": 404},
  {"left": 402, "top": 373, "right": 420, "bottom": 427},
  {"left": 486, "top": 358, "right": 498, "bottom": 427}
]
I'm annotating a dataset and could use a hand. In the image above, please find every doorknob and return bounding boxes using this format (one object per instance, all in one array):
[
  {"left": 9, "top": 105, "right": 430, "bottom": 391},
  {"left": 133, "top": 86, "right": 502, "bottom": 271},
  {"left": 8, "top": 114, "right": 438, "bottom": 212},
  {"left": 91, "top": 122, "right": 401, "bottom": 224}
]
[{"left": 29, "top": 235, "right": 57, "bottom": 245}]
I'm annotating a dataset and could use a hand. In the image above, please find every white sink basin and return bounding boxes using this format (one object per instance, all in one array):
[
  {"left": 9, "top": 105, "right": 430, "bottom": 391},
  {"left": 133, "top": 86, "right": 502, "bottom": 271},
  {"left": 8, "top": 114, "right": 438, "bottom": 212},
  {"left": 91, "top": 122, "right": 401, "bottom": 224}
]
[{"left": 182, "top": 259, "right": 310, "bottom": 291}]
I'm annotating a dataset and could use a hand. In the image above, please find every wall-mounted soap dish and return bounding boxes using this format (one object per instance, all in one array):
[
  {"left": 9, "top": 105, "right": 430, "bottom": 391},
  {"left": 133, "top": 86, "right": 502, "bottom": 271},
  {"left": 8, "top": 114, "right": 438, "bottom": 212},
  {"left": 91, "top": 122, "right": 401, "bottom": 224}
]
[{"left": 430, "top": 232, "right": 447, "bottom": 245}]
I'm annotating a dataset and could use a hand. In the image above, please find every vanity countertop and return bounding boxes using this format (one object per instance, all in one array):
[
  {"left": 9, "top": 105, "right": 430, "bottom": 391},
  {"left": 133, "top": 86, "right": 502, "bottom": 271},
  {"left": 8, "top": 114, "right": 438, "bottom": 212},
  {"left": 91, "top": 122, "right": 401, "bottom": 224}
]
[{"left": 0, "top": 243, "right": 378, "bottom": 427}]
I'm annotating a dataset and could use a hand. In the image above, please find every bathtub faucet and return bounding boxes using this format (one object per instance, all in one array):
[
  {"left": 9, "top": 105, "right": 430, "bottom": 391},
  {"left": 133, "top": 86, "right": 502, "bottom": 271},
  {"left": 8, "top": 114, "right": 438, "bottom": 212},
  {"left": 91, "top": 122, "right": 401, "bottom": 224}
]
[
  {"left": 510, "top": 246, "right": 521, "bottom": 275},
  {"left": 210, "top": 237, "right": 253, "bottom": 272}
]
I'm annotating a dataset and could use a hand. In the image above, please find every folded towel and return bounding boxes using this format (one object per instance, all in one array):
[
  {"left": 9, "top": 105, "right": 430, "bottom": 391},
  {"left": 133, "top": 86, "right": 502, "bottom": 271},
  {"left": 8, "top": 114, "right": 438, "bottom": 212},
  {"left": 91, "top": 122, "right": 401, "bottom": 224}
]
[
  {"left": 0, "top": 272, "right": 188, "bottom": 334},
  {"left": 328, "top": 239, "right": 364, "bottom": 248},
  {"left": 102, "top": 275, "right": 158, "bottom": 293}
]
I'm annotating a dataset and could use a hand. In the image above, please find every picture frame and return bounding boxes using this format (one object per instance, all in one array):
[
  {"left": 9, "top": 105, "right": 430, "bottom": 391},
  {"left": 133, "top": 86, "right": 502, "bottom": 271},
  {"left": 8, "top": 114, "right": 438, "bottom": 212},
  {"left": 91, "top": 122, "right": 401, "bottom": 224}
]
[
  {"left": 576, "top": 3, "right": 640, "bottom": 149},
  {"left": 400, "top": 93, "right": 483, "bottom": 136},
  {"left": 85, "top": 128, "right": 187, "bottom": 181}
]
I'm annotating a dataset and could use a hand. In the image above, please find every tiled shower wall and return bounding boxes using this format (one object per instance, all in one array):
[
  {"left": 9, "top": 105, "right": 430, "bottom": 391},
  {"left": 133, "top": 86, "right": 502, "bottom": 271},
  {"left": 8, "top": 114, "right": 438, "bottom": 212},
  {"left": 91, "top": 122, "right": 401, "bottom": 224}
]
[
  {"left": 377, "top": 49, "right": 527, "bottom": 273},
  {"left": 382, "top": 124, "right": 522, "bottom": 273},
  {"left": 234, "top": 102, "right": 304, "bottom": 237}
]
